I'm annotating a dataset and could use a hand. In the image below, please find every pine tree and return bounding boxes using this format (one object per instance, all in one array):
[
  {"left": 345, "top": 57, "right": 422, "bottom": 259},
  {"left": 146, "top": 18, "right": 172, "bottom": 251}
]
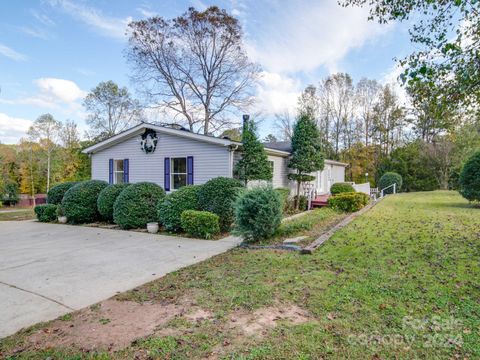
[
  {"left": 234, "top": 119, "right": 273, "bottom": 186},
  {"left": 288, "top": 114, "right": 325, "bottom": 209}
]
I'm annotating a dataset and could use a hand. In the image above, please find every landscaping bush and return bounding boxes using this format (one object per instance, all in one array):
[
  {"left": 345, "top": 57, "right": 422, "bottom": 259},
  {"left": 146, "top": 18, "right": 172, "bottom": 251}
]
[
  {"left": 158, "top": 185, "right": 201, "bottom": 231},
  {"left": 62, "top": 180, "right": 108, "bottom": 224},
  {"left": 34, "top": 204, "right": 58, "bottom": 222},
  {"left": 330, "top": 182, "right": 355, "bottom": 195},
  {"left": 1, "top": 182, "right": 19, "bottom": 206},
  {"left": 275, "top": 187, "right": 291, "bottom": 214},
  {"left": 181, "top": 210, "right": 220, "bottom": 239},
  {"left": 47, "top": 182, "right": 78, "bottom": 205},
  {"left": 293, "top": 194, "right": 308, "bottom": 211},
  {"left": 378, "top": 172, "right": 403, "bottom": 194},
  {"left": 328, "top": 192, "right": 369, "bottom": 212},
  {"left": 113, "top": 182, "right": 165, "bottom": 229},
  {"left": 459, "top": 150, "right": 480, "bottom": 202},
  {"left": 198, "top": 177, "right": 244, "bottom": 232},
  {"left": 97, "top": 183, "right": 130, "bottom": 222},
  {"left": 234, "top": 186, "right": 283, "bottom": 242}
]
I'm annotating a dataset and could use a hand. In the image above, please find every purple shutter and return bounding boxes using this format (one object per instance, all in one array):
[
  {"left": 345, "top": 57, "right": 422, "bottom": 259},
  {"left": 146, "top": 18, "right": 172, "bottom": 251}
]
[
  {"left": 164, "top": 157, "right": 170, "bottom": 191},
  {"left": 108, "top": 159, "right": 113, "bottom": 184},
  {"left": 187, "top": 156, "right": 194, "bottom": 185},
  {"left": 123, "top": 159, "right": 129, "bottom": 183}
]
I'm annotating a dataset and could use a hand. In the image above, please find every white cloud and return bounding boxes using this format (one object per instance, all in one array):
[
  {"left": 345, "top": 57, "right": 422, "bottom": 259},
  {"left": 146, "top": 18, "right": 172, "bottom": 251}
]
[
  {"left": 30, "top": 9, "right": 56, "bottom": 26},
  {"left": 18, "top": 26, "right": 49, "bottom": 40},
  {"left": 0, "top": 113, "right": 33, "bottom": 144},
  {"left": 136, "top": 7, "right": 157, "bottom": 18},
  {"left": 381, "top": 64, "right": 409, "bottom": 107},
  {"left": 48, "top": 0, "right": 132, "bottom": 40},
  {"left": 244, "top": 0, "right": 390, "bottom": 74},
  {"left": 0, "top": 43, "right": 27, "bottom": 61},
  {"left": 254, "top": 71, "right": 301, "bottom": 116},
  {"left": 0, "top": 78, "right": 87, "bottom": 113}
]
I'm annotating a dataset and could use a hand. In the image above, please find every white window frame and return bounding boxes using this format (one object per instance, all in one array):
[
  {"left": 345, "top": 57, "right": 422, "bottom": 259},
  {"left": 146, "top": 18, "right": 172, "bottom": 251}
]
[
  {"left": 171, "top": 157, "right": 187, "bottom": 190},
  {"left": 268, "top": 160, "right": 274, "bottom": 173},
  {"left": 114, "top": 159, "right": 124, "bottom": 184}
]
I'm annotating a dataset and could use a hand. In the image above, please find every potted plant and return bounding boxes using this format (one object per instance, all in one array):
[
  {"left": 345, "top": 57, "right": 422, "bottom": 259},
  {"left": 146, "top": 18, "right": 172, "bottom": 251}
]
[{"left": 147, "top": 222, "right": 159, "bottom": 233}]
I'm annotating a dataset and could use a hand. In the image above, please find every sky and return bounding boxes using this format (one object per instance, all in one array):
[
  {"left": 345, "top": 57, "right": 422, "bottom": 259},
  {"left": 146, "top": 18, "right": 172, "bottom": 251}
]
[{"left": 0, "top": 0, "right": 413, "bottom": 144}]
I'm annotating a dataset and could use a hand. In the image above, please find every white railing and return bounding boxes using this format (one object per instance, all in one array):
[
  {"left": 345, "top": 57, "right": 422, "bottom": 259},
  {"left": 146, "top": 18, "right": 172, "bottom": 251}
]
[{"left": 380, "top": 183, "right": 396, "bottom": 198}]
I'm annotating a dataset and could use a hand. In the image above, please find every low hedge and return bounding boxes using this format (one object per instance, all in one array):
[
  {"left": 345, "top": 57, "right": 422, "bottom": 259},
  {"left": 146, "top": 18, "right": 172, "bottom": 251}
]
[
  {"left": 113, "top": 182, "right": 165, "bottom": 229},
  {"left": 198, "top": 177, "right": 244, "bottom": 232},
  {"left": 330, "top": 182, "right": 355, "bottom": 195},
  {"left": 181, "top": 210, "right": 220, "bottom": 239},
  {"left": 158, "top": 185, "right": 201, "bottom": 231},
  {"left": 47, "top": 182, "right": 78, "bottom": 205},
  {"left": 62, "top": 180, "right": 108, "bottom": 224},
  {"left": 97, "top": 183, "right": 130, "bottom": 222},
  {"left": 34, "top": 204, "right": 58, "bottom": 222},
  {"left": 275, "top": 187, "right": 291, "bottom": 214},
  {"left": 328, "top": 192, "right": 369, "bottom": 212},
  {"left": 379, "top": 172, "right": 402, "bottom": 194},
  {"left": 234, "top": 186, "right": 282, "bottom": 242}
]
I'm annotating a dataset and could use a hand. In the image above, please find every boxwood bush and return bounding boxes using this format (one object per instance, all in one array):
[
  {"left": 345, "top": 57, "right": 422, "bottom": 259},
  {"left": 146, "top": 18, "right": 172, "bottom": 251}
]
[
  {"left": 113, "top": 182, "right": 165, "bottom": 229},
  {"left": 328, "top": 192, "right": 369, "bottom": 212},
  {"left": 459, "top": 150, "right": 480, "bottom": 202},
  {"left": 158, "top": 185, "right": 201, "bottom": 231},
  {"left": 34, "top": 204, "right": 58, "bottom": 222},
  {"left": 378, "top": 172, "right": 403, "bottom": 194},
  {"left": 234, "top": 186, "right": 282, "bottom": 242},
  {"left": 198, "top": 177, "right": 244, "bottom": 232},
  {"left": 275, "top": 187, "right": 291, "bottom": 214},
  {"left": 330, "top": 182, "right": 355, "bottom": 195},
  {"left": 62, "top": 180, "right": 108, "bottom": 224},
  {"left": 47, "top": 182, "right": 78, "bottom": 205},
  {"left": 181, "top": 210, "right": 220, "bottom": 239},
  {"left": 97, "top": 183, "right": 130, "bottom": 222}
]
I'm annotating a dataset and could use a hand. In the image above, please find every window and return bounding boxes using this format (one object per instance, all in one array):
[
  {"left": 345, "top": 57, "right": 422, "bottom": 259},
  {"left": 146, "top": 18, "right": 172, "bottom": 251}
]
[
  {"left": 268, "top": 160, "right": 274, "bottom": 173},
  {"left": 171, "top": 157, "right": 187, "bottom": 190},
  {"left": 114, "top": 160, "right": 124, "bottom": 184}
]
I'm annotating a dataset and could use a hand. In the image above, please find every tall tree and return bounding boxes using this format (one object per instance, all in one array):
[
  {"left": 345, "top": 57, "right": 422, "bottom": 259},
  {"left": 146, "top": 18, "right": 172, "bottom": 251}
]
[
  {"left": 234, "top": 117, "right": 272, "bottom": 186},
  {"left": 288, "top": 114, "right": 324, "bottom": 209},
  {"left": 127, "top": 6, "right": 259, "bottom": 135},
  {"left": 27, "top": 114, "right": 61, "bottom": 192},
  {"left": 274, "top": 110, "right": 295, "bottom": 141},
  {"left": 356, "top": 78, "right": 382, "bottom": 146},
  {"left": 341, "top": 0, "right": 480, "bottom": 112},
  {"left": 84, "top": 81, "right": 143, "bottom": 141}
]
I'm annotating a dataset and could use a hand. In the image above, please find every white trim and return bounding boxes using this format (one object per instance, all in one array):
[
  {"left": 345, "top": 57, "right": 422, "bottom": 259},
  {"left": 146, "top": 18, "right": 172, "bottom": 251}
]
[
  {"left": 113, "top": 159, "right": 124, "bottom": 184},
  {"left": 171, "top": 157, "right": 187, "bottom": 190},
  {"left": 82, "top": 123, "right": 241, "bottom": 154}
]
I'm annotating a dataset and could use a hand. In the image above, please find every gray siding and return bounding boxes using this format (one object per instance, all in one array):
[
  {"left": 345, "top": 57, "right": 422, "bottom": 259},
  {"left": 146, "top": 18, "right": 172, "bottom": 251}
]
[
  {"left": 91, "top": 132, "right": 231, "bottom": 187},
  {"left": 268, "top": 155, "right": 289, "bottom": 188}
]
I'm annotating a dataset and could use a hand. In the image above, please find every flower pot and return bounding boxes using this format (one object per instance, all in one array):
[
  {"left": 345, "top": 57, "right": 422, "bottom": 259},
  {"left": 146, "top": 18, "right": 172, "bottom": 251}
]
[
  {"left": 58, "top": 216, "right": 67, "bottom": 224},
  {"left": 147, "top": 222, "right": 159, "bottom": 234}
]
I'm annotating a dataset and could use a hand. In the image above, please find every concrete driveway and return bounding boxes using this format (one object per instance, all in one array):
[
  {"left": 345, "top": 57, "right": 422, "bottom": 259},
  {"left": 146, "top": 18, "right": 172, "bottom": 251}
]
[{"left": 0, "top": 221, "right": 241, "bottom": 338}]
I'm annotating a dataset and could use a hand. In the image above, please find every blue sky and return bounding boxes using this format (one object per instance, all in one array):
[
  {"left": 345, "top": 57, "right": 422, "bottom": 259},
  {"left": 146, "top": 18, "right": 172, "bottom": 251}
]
[{"left": 0, "top": 0, "right": 413, "bottom": 144}]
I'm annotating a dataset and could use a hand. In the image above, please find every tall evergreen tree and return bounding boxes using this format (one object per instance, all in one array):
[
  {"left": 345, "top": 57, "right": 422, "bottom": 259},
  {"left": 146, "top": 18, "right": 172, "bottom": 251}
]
[
  {"left": 288, "top": 114, "right": 325, "bottom": 209},
  {"left": 234, "top": 118, "right": 273, "bottom": 186}
]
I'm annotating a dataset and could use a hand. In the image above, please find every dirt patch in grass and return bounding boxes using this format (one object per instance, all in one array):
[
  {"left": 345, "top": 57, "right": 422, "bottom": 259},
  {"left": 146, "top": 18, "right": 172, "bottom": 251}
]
[{"left": 19, "top": 300, "right": 185, "bottom": 352}]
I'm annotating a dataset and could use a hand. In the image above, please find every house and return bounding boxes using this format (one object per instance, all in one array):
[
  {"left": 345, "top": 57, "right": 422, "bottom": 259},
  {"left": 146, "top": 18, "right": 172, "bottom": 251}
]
[{"left": 82, "top": 122, "right": 347, "bottom": 195}]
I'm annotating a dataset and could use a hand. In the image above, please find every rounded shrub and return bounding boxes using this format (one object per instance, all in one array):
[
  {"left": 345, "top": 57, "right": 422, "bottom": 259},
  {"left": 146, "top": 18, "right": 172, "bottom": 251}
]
[
  {"left": 62, "top": 180, "right": 108, "bottom": 224},
  {"left": 97, "top": 183, "right": 130, "bottom": 222},
  {"left": 34, "top": 204, "right": 58, "bottom": 222},
  {"left": 113, "top": 182, "right": 165, "bottom": 229},
  {"left": 158, "top": 185, "right": 201, "bottom": 231},
  {"left": 330, "top": 182, "right": 355, "bottom": 195},
  {"left": 234, "top": 186, "right": 282, "bottom": 243},
  {"left": 181, "top": 210, "right": 220, "bottom": 239},
  {"left": 378, "top": 172, "right": 403, "bottom": 194},
  {"left": 198, "top": 177, "right": 244, "bottom": 232},
  {"left": 459, "top": 150, "right": 480, "bottom": 202},
  {"left": 328, "top": 192, "right": 369, "bottom": 212},
  {"left": 275, "top": 187, "right": 291, "bottom": 214},
  {"left": 47, "top": 182, "right": 78, "bottom": 205}
]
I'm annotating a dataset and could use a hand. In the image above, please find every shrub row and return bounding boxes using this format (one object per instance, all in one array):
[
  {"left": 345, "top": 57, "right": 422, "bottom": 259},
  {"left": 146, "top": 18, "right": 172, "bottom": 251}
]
[
  {"left": 328, "top": 192, "right": 369, "bottom": 212},
  {"left": 34, "top": 204, "right": 58, "bottom": 222},
  {"left": 330, "top": 182, "right": 355, "bottom": 195},
  {"left": 181, "top": 210, "right": 220, "bottom": 239}
]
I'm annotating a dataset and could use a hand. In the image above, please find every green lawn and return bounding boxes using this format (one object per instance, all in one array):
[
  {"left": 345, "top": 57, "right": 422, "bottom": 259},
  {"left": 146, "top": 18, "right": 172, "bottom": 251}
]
[
  {"left": 0, "top": 209, "right": 35, "bottom": 221},
  {"left": 1, "top": 191, "right": 479, "bottom": 359}
]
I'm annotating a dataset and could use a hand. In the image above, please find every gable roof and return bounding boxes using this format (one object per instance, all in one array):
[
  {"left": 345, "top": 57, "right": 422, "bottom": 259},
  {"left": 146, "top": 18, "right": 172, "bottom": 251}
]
[
  {"left": 82, "top": 123, "right": 347, "bottom": 166},
  {"left": 82, "top": 122, "right": 242, "bottom": 154}
]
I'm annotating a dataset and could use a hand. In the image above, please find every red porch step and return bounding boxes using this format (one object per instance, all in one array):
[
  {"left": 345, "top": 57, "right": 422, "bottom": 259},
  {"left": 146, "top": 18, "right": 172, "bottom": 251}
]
[{"left": 310, "top": 194, "right": 330, "bottom": 209}]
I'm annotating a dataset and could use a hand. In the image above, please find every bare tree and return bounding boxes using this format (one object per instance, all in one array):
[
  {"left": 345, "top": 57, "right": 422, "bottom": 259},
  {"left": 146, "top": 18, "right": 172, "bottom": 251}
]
[
  {"left": 356, "top": 78, "right": 382, "bottom": 146},
  {"left": 27, "top": 114, "right": 61, "bottom": 192},
  {"left": 84, "top": 81, "right": 143, "bottom": 141},
  {"left": 274, "top": 110, "right": 295, "bottom": 141},
  {"left": 127, "top": 6, "right": 259, "bottom": 135},
  {"left": 298, "top": 85, "right": 320, "bottom": 120}
]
